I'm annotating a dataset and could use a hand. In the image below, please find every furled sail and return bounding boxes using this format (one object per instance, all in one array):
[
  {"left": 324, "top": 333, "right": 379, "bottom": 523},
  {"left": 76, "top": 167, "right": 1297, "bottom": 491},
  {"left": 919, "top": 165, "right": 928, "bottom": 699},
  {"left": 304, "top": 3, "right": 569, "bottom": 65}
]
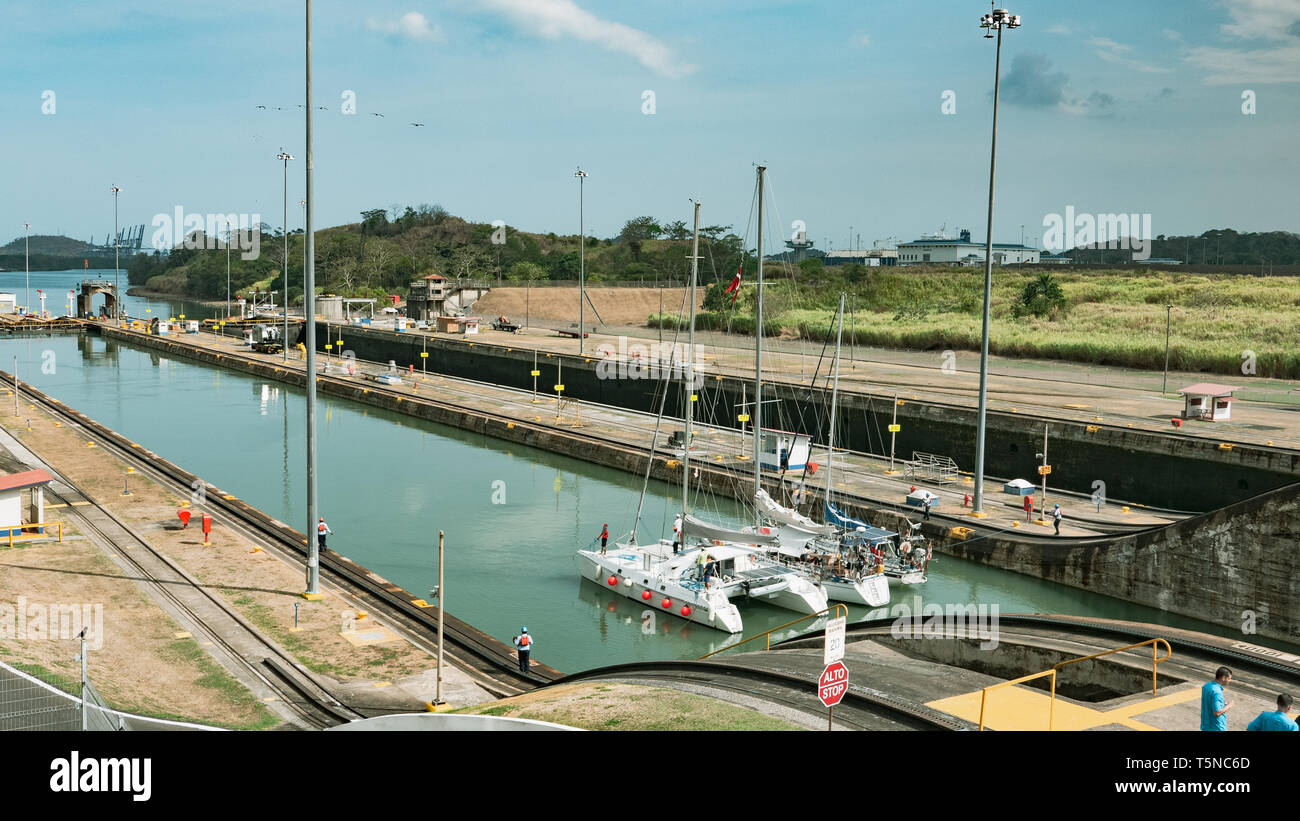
[
  {"left": 825, "top": 501, "right": 869, "bottom": 531},
  {"left": 755, "top": 490, "right": 835, "bottom": 536},
  {"left": 682, "top": 514, "right": 781, "bottom": 547}
]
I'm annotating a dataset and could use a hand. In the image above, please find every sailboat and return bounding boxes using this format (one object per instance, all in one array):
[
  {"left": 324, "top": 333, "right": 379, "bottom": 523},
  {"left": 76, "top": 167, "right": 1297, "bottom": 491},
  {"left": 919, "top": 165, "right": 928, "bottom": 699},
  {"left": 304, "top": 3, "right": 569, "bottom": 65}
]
[
  {"left": 575, "top": 197, "right": 825, "bottom": 634},
  {"left": 746, "top": 292, "right": 891, "bottom": 606}
]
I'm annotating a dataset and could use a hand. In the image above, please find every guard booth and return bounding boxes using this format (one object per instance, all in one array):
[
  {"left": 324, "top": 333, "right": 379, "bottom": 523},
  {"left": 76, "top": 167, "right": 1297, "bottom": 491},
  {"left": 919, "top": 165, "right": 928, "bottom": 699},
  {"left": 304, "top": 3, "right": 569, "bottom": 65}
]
[
  {"left": 0, "top": 469, "right": 52, "bottom": 537},
  {"left": 1178, "top": 383, "right": 1238, "bottom": 421},
  {"left": 758, "top": 428, "right": 811, "bottom": 473}
]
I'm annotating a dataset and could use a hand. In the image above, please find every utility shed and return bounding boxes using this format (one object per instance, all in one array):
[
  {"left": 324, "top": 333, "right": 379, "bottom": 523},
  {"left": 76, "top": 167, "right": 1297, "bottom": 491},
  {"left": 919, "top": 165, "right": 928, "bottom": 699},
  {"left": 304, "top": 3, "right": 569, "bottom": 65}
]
[
  {"left": 1177, "top": 383, "right": 1238, "bottom": 421},
  {"left": 758, "top": 428, "right": 810, "bottom": 473},
  {"left": 0, "top": 469, "right": 52, "bottom": 536}
]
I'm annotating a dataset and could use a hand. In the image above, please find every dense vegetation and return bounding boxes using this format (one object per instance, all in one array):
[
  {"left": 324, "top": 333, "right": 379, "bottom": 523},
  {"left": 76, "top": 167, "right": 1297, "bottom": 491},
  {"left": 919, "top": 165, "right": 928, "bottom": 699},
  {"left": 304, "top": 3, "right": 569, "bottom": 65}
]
[
  {"left": 651, "top": 267, "right": 1300, "bottom": 379},
  {"left": 125, "top": 205, "right": 756, "bottom": 302}
]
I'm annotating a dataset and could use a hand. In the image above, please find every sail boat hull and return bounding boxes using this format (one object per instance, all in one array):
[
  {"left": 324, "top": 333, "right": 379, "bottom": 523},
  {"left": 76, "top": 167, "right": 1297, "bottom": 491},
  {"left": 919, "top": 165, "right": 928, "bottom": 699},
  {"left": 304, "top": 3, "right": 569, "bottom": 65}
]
[
  {"left": 821, "top": 572, "right": 890, "bottom": 607},
  {"left": 576, "top": 546, "right": 744, "bottom": 634}
]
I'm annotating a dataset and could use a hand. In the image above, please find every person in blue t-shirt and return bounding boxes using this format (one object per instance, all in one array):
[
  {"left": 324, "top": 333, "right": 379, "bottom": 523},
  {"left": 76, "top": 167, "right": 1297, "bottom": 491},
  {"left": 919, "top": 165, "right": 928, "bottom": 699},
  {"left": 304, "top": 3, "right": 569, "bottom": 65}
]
[
  {"left": 1201, "top": 667, "right": 1234, "bottom": 730},
  {"left": 1247, "top": 694, "right": 1298, "bottom": 731}
]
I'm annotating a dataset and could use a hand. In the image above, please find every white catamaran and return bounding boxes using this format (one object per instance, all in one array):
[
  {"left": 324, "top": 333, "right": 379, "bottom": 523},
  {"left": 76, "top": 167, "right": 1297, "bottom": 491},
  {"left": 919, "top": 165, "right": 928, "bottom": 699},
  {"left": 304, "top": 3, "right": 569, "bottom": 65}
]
[{"left": 576, "top": 196, "right": 825, "bottom": 634}]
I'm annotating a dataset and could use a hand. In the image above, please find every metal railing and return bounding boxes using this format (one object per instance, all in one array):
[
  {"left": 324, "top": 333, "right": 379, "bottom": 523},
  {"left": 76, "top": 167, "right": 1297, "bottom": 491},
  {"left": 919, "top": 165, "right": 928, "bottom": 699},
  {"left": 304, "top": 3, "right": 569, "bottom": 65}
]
[
  {"left": 977, "top": 637, "right": 1172, "bottom": 730},
  {"left": 3, "top": 521, "right": 63, "bottom": 548},
  {"left": 698, "top": 603, "right": 848, "bottom": 659}
]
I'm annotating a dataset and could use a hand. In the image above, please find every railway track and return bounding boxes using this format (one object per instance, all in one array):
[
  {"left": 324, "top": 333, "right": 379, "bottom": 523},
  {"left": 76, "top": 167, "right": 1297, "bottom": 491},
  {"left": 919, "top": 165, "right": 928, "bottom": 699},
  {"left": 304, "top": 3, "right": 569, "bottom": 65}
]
[
  {"left": 0, "top": 453, "right": 361, "bottom": 729},
  {"left": 554, "top": 659, "right": 970, "bottom": 730},
  {"left": 4, "top": 373, "right": 563, "bottom": 703}
]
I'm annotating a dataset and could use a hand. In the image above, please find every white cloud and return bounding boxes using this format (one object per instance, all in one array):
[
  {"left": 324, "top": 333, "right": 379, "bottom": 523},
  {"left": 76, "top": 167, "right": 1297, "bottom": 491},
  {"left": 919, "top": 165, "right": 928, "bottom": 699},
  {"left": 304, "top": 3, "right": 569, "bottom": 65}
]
[
  {"left": 476, "top": 0, "right": 693, "bottom": 78},
  {"left": 1046, "top": 23, "right": 1071, "bottom": 35},
  {"left": 1091, "top": 36, "right": 1173, "bottom": 73},
  {"left": 1185, "top": 0, "right": 1300, "bottom": 84},
  {"left": 854, "top": 33, "right": 870, "bottom": 47},
  {"left": 366, "top": 12, "right": 446, "bottom": 42}
]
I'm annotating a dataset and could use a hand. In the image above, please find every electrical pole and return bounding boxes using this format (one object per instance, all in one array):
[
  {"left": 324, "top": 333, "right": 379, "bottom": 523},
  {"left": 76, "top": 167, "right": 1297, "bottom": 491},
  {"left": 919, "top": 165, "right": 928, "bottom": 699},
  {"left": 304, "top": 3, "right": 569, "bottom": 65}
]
[
  {"left": 575, "top": 167, "right": 587, "bottom": 355},
  {"left": 278, "top": 149, "right": 295, "bottom": 361},
  {"left": 111, "top": 185, "right": 121, "bottom": 319},
  {"left": 303, "top": 0, "right": 321, "bottom": 598}
]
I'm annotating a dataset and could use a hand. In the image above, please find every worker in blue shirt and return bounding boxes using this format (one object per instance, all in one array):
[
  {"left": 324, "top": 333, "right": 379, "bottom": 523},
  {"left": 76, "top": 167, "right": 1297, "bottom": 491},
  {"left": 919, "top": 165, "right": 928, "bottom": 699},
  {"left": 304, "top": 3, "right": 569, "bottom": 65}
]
[
  {"left": 512, "top": 626, "right": 533, "bottom": 674},
  {"left": 1247, "top": 694, "right": 1298, "bottom": 731},
  {"left": 1200, "top": 667, "right": 1234, "bottom": 730}
]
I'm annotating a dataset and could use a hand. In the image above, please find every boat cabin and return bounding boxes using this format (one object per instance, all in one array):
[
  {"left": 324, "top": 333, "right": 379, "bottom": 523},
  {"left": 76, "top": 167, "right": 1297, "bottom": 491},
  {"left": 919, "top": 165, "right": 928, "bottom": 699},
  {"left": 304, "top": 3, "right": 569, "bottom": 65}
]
[{"left": 758, "top": 428, "right": 811, "bottom": 473}]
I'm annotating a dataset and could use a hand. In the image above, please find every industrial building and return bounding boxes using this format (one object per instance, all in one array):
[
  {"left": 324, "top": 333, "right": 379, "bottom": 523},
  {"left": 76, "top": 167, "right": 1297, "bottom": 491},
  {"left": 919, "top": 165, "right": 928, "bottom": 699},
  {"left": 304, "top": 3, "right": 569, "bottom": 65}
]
[
  {"left": 898, "top": 229, "right": 1040, "bottom": 266},
  {"left": 406, "top": 274, "right": 448, "bottom": 321}
]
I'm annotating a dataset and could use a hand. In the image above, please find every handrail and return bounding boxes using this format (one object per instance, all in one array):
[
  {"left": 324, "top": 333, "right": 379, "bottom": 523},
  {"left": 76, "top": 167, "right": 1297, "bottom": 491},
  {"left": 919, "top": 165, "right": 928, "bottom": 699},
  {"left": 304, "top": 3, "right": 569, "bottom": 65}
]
[
  {"left": 697, "top": 603, "right": 847, "bottom": 660},
  {"left": 977, "top": 637, "right": 1172, "bottom": 730},
  {"left": 4, "top": 521, "right": 63, "bottom": 548}
]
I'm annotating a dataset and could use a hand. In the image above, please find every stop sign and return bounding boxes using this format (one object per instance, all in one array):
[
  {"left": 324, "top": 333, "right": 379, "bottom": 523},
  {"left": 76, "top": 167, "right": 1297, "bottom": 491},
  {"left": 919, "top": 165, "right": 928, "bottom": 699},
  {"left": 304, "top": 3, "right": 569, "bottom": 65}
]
[{"left": 818, "top": 661, "right": 849, "bottom": 708}]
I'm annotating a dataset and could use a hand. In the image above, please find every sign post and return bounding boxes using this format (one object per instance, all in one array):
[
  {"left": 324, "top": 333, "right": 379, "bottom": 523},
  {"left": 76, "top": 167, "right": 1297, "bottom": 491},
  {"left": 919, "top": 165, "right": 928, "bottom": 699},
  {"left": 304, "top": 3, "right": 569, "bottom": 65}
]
[{"left": 818, "top": 660, "right": 849, "bottom": 731}]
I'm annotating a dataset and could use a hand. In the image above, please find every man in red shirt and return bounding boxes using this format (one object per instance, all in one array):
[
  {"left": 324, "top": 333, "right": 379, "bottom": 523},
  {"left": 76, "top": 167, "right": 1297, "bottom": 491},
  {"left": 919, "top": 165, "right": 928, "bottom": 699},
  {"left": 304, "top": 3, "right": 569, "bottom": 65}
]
[
  {"left": 1023, "top": 494, "right": 1034, "bottom": 522},
  {"left": 599, "top": 523, "right": 609, "bottom": 554}
]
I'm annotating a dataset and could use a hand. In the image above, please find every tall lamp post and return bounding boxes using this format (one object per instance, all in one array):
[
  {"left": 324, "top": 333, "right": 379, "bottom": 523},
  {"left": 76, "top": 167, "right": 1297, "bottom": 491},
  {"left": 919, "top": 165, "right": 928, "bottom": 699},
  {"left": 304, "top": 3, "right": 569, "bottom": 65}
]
[
  {"left": 110, "top": 185, "right": 121, "bottom": 319},
  {"left": 303, "top": 0, "right": 321, "bottom": 599},
  {"left": 22, "top": 220, "right": 30, "bottom": 314},
  {"left": 1162, "top": 303, "right": 1172, "bottom": 395},
  {"left": 575, "top": 167, "right": 587, "bottom": 355},
  {"left": 277, "top": 149, "right": 295, "bottom": 361},
  {"left": 225, "top": 219, "right": 232, "bottom": 320},
  {"left": 970, "top": 6, "right": 1021, "bottom": 517}
]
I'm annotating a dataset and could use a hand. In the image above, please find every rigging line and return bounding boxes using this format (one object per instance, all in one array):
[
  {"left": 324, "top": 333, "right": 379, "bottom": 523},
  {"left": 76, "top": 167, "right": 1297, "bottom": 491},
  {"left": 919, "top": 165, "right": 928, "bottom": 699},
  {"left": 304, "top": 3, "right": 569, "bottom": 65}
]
[
  {"left": 761, "top": 171, "right": 810, "bottom": 382},
  {"left": 631, "top": 284, "right": 691, "bottom": 544}
]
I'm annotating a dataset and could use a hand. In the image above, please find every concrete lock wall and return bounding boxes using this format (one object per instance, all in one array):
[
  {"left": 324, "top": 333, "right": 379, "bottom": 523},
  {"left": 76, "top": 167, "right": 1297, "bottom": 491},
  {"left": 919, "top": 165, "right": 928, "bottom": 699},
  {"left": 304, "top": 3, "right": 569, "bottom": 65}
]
[
  {"left": 302, "top": 323, "right": 1299, "bottom": 512},
  {"left": 95, "top": 324, "right": 1300, "bottom": 643}
]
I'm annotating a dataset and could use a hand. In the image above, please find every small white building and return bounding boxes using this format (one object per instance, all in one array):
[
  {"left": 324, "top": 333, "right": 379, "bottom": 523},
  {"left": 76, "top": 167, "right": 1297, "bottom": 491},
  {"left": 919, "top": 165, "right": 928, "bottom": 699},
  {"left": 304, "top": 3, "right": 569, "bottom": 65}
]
[
  {"left": 0, "top": 293, "right": 16, "bottom": 314},
  {"left": 1178, "top": 383, "right": 1239, "bottom": 421},
  {"left": 897, "top": 229, "right": 1039, "bottom": 266},
  {"left": 758, "top": 428, "right": 811, "bottom": 473},
  {"left": 0, "top": 469, "right": 52, "bottom": 537}
]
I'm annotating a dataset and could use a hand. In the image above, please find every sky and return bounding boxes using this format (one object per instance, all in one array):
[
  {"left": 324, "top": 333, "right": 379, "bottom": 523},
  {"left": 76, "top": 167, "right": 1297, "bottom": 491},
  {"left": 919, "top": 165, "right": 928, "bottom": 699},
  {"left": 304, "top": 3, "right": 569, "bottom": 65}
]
[{"left": 1, "top": 0, "right": 1297, "bottom": 253}]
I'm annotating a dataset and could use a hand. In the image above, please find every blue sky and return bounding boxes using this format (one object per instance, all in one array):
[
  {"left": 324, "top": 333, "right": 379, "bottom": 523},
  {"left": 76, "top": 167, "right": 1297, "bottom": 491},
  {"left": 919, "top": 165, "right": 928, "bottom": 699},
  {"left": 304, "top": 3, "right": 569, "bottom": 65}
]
[{"left": 2, "top": 0, "right": 1297, "bottom": 252}]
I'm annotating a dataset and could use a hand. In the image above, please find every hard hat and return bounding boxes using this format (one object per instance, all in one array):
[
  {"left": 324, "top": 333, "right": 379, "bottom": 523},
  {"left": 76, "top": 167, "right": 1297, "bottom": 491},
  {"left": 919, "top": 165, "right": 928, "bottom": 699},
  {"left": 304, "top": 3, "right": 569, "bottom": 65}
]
[{"left": 521, "top": 626, "right": 528, "bottom": 633}]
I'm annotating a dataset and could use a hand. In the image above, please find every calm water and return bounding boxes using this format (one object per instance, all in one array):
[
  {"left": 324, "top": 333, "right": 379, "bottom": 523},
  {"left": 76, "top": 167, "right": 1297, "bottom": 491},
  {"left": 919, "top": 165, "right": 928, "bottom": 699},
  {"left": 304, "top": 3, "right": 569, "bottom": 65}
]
[
  {"left": 0, "top": 268, "right": 222, "bottom": 320},
  {"left": 2, "top": 333, "right": 1292, "bottom": 671}
]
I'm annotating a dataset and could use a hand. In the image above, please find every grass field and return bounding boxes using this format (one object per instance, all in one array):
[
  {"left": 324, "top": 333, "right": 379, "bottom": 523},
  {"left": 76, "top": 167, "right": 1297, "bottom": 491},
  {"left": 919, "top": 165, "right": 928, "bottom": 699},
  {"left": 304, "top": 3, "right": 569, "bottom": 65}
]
[{"left": 650, "top": 269, "right": 1300, "bottom": 379}]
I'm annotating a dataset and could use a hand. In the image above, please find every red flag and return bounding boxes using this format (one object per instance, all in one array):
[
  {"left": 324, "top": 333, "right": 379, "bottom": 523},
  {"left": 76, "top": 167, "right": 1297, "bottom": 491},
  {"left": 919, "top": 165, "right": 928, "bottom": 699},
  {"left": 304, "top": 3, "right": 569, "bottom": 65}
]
[{"left": 724, "top": 266, "right": 742, "bottom": 303}]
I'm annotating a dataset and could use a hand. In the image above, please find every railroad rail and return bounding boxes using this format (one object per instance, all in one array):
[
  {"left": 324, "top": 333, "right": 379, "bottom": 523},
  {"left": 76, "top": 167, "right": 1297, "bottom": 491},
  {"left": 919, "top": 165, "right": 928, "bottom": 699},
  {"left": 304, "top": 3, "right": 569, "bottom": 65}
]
[
  {"left": 3, "top": 373, "right": 564, "bottom": 701},
  {"left": 553, "top": 659, "right": 971, "bottom": 730}
]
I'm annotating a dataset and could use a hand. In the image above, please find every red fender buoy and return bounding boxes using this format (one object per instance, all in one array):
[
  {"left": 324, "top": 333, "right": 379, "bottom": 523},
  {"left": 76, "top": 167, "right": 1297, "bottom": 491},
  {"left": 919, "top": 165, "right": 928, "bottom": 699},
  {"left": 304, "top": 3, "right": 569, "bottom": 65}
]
[
  {"left": 641, "top": 590, "right": 652, "bottom": 600},
  {"left": 661, "top": 598, "right": 672, "bottom": 609},
  {"left": 680, "top": 605, "right": 692, "bottom": 617},
  {"left": 607, "top": 575, "right": 618, "bottom": 586}
]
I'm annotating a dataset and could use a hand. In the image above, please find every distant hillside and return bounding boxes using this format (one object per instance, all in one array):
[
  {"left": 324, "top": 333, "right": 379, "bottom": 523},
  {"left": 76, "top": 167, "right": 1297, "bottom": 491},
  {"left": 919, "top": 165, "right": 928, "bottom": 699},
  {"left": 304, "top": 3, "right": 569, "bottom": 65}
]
[
  {"left": 0, "top": 234, "right": 97, "bottom": 256},
  {"left": 1068, "top": 229, "right": 1300, "bottom": 265}
]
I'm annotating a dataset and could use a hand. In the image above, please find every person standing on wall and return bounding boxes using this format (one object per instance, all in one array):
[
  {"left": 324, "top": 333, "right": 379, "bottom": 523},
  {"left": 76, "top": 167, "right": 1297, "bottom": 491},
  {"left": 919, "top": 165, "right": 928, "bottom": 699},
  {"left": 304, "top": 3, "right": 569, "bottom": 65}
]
[
  {"left": 513, "top": 626, "right": 533, "bottom": 674},
  {"left": 1052, "top": 504, "right": 1063, "bottom": 536},
  {"left": 1024, "top": 493, "right": 1034, "bottom": 523},
  {"left": 317, "top": 517, "right": 333, "bottom": 552}
]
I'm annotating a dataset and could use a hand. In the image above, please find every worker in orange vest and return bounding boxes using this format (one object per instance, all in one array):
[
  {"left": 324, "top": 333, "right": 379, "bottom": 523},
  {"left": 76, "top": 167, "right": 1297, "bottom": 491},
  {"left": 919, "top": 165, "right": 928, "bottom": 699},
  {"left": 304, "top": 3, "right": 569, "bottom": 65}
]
[
  {"left": 599, "top": 523, "right": 609, "bottom": 554},
  {"left": 512, "top": 626, "right": 533, "bottom": 673},
  {"left": 317, "top": 517, "right": 333, "bottom": 551}
]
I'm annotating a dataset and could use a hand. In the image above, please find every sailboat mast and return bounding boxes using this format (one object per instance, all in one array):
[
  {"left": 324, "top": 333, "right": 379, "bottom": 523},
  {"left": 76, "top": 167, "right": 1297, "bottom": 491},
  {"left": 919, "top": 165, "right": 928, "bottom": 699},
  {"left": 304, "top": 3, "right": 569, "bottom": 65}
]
[
  {"left": 683, "top": 200, "right": 701, "bottom": 517},
  {"left": 826, "top": 293, "right": 845, "bottom": 507},
  {"left": 753, "top": 165, "right": 766, "bottom": 524}
]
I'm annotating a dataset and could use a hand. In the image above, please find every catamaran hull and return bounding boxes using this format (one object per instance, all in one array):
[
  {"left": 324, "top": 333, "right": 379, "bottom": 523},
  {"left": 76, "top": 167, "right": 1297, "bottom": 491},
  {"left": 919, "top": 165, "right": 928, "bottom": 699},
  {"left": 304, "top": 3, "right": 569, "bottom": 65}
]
[
  {"left": 576, "top": 551, "right": 744, "bottom": 634},
  {"left": 821, "top": 573, "right": 890, "bottom": 607},
  {"left": 746, "top": 577, "right": 828, "bottom": 615}
]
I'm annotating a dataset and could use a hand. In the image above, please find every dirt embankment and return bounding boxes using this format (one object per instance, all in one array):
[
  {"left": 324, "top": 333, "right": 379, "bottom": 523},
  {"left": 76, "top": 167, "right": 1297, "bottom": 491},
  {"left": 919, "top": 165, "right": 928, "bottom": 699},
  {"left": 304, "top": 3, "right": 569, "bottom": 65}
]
[{"left": 474, "top": 287, "right": 703, "bottom": 327}]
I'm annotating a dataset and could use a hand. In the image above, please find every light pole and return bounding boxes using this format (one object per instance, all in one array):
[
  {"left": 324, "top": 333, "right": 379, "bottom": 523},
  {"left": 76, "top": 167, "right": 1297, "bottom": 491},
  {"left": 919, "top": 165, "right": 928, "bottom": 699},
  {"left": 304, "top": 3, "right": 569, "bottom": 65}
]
[
  {"left": 1170, "top": 302, "right": 1180, "bottom": 394},
  {"left": 277, "top": 149, "right": 295, "bottom": 361},
  {"left": 225, "top": 219, "right": 232, "bottom": 320},
  {"left": 300, "top": 199, "right": 307, "bottom": 294},
  {"left": 971, "top": 6, "right": 1021, "bottom": 518},
  {"left": 575, "top": 167, "right": 587, "bottom": 355},
  {"left": 110, "top": 185, "right": 121, "bottom": 319},
  {"left": 303, "top": 0, "right": 321, "bottom": 599},
  {"left": 22, "top": 220, "right": 30, "bottom": 314}
]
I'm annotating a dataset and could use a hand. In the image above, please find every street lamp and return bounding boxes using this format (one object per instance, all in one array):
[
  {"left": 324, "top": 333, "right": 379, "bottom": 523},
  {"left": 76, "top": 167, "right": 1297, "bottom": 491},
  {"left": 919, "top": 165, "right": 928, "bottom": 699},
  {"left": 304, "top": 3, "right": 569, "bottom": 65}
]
[
  {"left": 575, "top": 167, "right": 588, "bottom": 355},
  {"left": 110, "top": 185, "right": 121, "bottom": 319},
  {"left": 299, "top": 199, "right": 307, "bottom": 285},
  {"left": 225, "top": 219, "right": 232, "bottom": 320},
  {"left": 1162, "top": 303, "right": 1172, "bottom": 395},
  {"left": 277, "top": 149, "right": 295, "bottom": 362},
  {"left": 971, "top": 6, "right": 1022, "bottom": 518},
  {"left": 303, "top": 0, "right": 321, "bottom": 598},
  {"left": 22, "top": 220, "right": 30, "bottom": 314}
]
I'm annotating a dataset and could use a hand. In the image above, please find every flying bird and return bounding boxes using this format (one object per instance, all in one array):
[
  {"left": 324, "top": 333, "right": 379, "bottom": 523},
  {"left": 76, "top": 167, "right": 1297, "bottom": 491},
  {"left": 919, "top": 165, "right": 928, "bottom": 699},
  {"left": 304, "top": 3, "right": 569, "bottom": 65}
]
[
  {"left": 296, "top": 104, "right": 305, "bottom": 109},
  {"left": 410, "top": 122, "right": 425, "bottom": 127},
  {"left": 256, "top": 105, "right": 266, "bottom": 109},
  {"left": 372, "top": 112, "right": 384, "bottom": 118},
  {"left": 317, "top": 106, "right": 328, "bottom": 111}
]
